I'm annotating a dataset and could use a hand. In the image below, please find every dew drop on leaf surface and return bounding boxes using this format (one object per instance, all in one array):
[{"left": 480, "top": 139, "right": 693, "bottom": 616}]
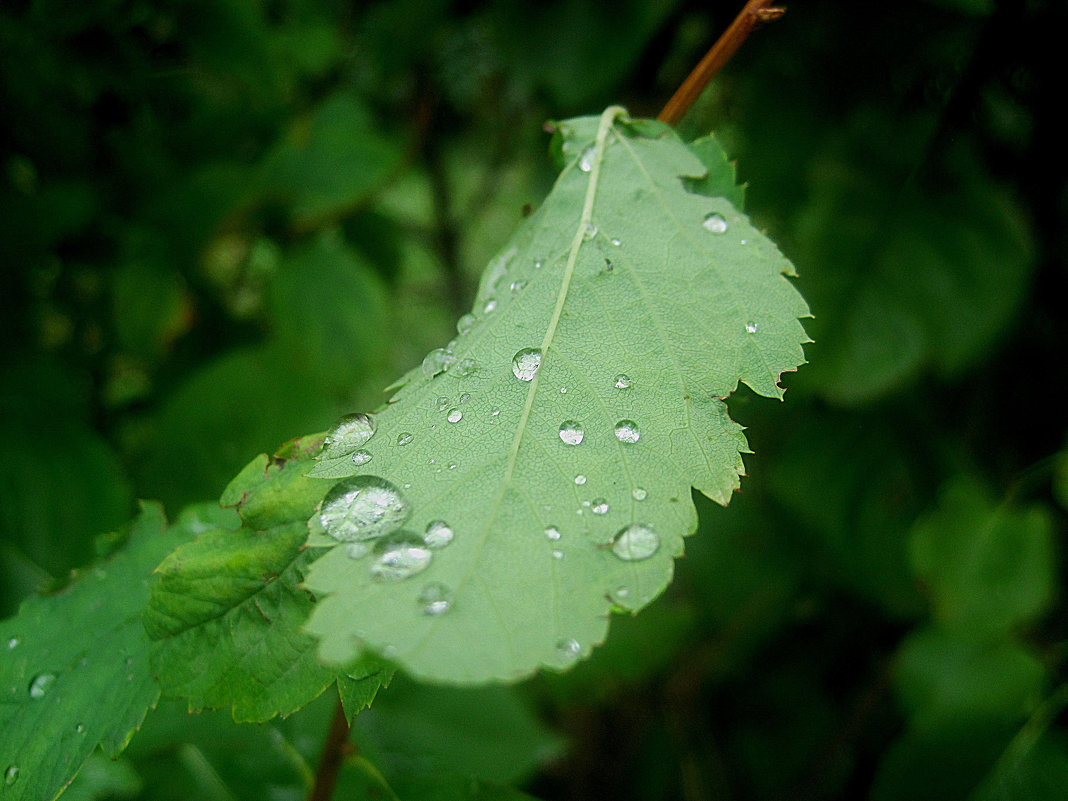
[
  {"left": 456, "top": 313, "right": 476, "bottom": 335},
  {"left": 322, "top": 413, "right": 375, "bottom": 458},
  {"left": 456, "top": 358, "right": 478, "bottom": 377},
  {"left": 702, "top": 212, "right": 728, "bottom": 233},
  {"left": 558, "top": 421, "right": 584, "bottom": 445},
  {"left": 370, "top": 534, "right": 432, "bottom": 581},
  {"left": 578, "top": 146, "right": 595, "bottom": 172},
  {"left": 423, "top": 520, "right": 454, "bottom": 549},
  {"left": 556, "top": 638, "right": 581, "bottom": 663},
  {"left": 511, "top": 348, "right": 542, "bottom": 381},
  {"left": 419, "top": 582, "right": 453, "bottom": 616},
  {"left": 613, "top": 420, "right": 640, "bottom": 443},
  {"left": 745, "top": 321, "right": 759, "bottom": 334},
  {"left": 351, "top": 450, "right": 372, "bottom": 466},
  {"left": 421, "top": 347, "right": 457, "bottom": 379},
  {"left": 574, "top": 474, "right": 587, "bottom": 485},
  {"left": 613, "top": 374, "right": 632, "bottom": 389},
  {"left": 611, "top": 524, "right": 659, "bottom": 561},
  {"left": 4, "top": 765, "right": 18, "bottom": 787},
  {"left": 396, "top": 432, "right": 413, "bottom": 446},
  {"left": 544, "top": 525, "right": 561, "bottom": 541},
  {"left": 6, "top": 637, "right": 17, "bottom": 649},
  {"left": 28, "top": 672, "right": 56, "bottom": 699},
  {"left": 319, "top": 476, "right": 411, "bottom": 542},
  {"left": 447, "top": 409, "right": 463, "bottom": 423},
  {"left": 591, "top": 499, "right": 609, "bottom": 515},
  {"left": 632, "top": 487, "right": 647, "bottom": 501}
]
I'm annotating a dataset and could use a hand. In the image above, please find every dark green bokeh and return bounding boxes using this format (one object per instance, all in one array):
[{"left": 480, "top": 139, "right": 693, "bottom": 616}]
[{"left": 2, "top": 0, "right": 1065, "bottom": 799}]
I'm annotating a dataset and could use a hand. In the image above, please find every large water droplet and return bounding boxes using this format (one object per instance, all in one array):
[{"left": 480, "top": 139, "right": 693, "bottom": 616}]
[
  {"left": 351, "top": 450, "right": 372, "bottom": 466},
  {"left": 544, "top": 525, "right": 561, "bottom": 541},
  {"left": 319, "top": 476, "right": 411, "bottom": 543},
  {"left": 512, "top": 348, "right": 542, "bottom": 381},
  {"left": 578, "top": 146, "right": 595, "bottom": 172},
  {"left": 456, "top": 358, "right": 478, "bottom": 377},
  {"left": 745, "top": 321, "right": 759, "bottom": 334},
  {"left": 422, "top": 348, "right": 458, "bottom": 380},
  {"left": 447, "top": 408, "right": 463, "bottom": 423},
  {"left": 558, "top": 421, "right": 585, "bottom": 445},
  {"left": 4, "top": 765, "right": 18, "bottom": 787},
  {"left": 370, "top": 533, "right": 432, "bottom": 581},
  {"left": 613, "top": 420, "right": 641, "bottom": 444},
  {"left": 456, "top": 313, "right": 476, "bottom": 336},
  {"left": 703, "top": 212, "right": 728, "bottom": 233},
  {"left": 574, "top": 474, "right": 587, "bottom": 485},
  {"left": 556, "top": 638, "right": 581, "bottom": 663},
  {"left": 611, "top": 524, "right": 659, "bottom": 561},
  {"left": 591, "top": 499, "right": 610, "bottom": 515},
  {"left": 423, "top": 520, "right": 454, "bottom": 549},
  {"left": 322, "top": 413, "right": 375, "bottom": 458},
  {"left": 632, "top": 487, "right": 648, "bottom": 501},
  {"left": 419, "top": 582, "right": 453, "bottom": 616},
  {"left": 396, "top": 432, "right": 413, "bottom": 447},
  {"left": 28, "top": 673, "right": 56, "bottom": 699},
  {"left": 614, "top": 374, "right": 632, "bottom": 389}
]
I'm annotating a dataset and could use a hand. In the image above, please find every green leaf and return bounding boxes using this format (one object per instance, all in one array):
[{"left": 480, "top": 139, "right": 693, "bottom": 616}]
[
  {"left": 0, "top": 504, "right": 189, "bottom": 801},
  {"left": 303, "top": 108, "right": 810, "bottom": 682},
  {"left": 909, "top": 478, "right": 1055, "bottom": 639}
]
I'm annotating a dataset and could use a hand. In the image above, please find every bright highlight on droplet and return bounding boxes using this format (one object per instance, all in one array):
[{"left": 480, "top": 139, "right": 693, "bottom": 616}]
[
  {"left": 745, "top": 321, "right": 759, "bottom": 334},
  {"left": 544, "top": 525, "right": 561, "bottom": 541},
  {"left": 578, "top": 146, "right": 595, "bottom": 172},
  {"left": 423, "top": 520, "right": 454, "bottom": 549},
  {"left": 28, "top": 672, "right": 56, "bottom": 699},
  {"left": 613, "top": 420, "right": 640, "bottom": 443},
  {"left": 511, "top": 348, "right": 542, "bottom": 381},
  {"left": 419, "top": 582, "right": 453, "bottom": 616},
  {"left": 351, "top": 450, "right": 372, "bottom": 466},
  {"left": 611, "top": 524, "right": 659, "bottom": 562},
  {"left": 591, "top": 499, "right": 609, "bottom": 515},
  {"left": 614, "top": 374, "right": 632, "bottom": 389},
  {"left": 703, "top": 212, "right": 728, "bottom": 233},
  {"left": 447, "top": 409, "right": 463, "bottom": 423},
  {"left": 396, "top": 432, "right": 413, "bottom": 446},
  {"left": 559, "top": 421, "right": 584, "bottom": 445}
]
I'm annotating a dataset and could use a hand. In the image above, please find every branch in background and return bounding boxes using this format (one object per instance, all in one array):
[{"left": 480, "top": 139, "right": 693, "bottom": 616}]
[
  {"left": 658, "top": 0, "right": 785, "bottom": 126},
  {"left": 307, "top": 696, "right": 353, "bottom": 801}
]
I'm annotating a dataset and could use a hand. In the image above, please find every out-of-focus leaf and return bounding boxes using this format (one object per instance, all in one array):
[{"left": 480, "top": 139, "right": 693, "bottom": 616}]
[
  {"left": 972, "top": 732, "right": 1068, "bottom": 801},
  {"left": 60, "top": 753, "right": 141, "bottom": 801},
  {"left": 0, "top": 505, "right": 191, "bottom": 801},
  {"left": 909, "top": 478, "right": 1055, "bottom": 639},
  {"left": 303, "top": 108, "right": 809, "bottom": 683}
]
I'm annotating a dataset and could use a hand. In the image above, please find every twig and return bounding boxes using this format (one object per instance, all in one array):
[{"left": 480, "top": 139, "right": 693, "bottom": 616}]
[
  {"left": 658, "top": 0, "right": 785, "bottom": 126},
  {"left": 307, "top": 696, "right": 353, "bottom": 801}
]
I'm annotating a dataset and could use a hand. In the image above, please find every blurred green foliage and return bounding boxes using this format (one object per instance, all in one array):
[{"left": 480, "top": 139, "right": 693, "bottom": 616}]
[{"left": 1, "top": 0, "right": 1065, "bottom": 799}]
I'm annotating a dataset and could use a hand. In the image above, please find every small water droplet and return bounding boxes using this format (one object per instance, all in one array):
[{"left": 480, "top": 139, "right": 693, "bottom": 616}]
[
  {"left": 370, "top": 533, "right": 433, "bottom": 581},
  {"left": 396, "top": 432, "right": 413, "bottom": 446},
  {"left": 489, "top": 409, "right": 501, "bottom": 424},
  {"left": 6, "top": 637, "right": 18, "bottom": 649},
  {"left": 703, "top": 212, "right": 728, "bottom": 233},
  {"left": 534, "top": 257, "right": 545, "bottom": 269},
  {"left": 456, "top": 358, "right": 478, "bottom": 377},
  {"left": 632, "top": 487, "right": 647, "bottom": 501},
  {"left": 610, "top": 237, "right": 622, "bottom": 246},
  {"left": 456, "top": 313, "right": 476, "bottom": 336},
  {"left": 615, "top": 586, "right": 630, "bottom": 599},
  {"left": 448, "top": 463, "right": 457, "bottom": 470},
  {"left": 319, "top": 476, "right": 411, "bottom": 543},
  {"left": 583, "top": 222, "right": 598, "bottom": 241},
  {"left": 614, "top": 374, "right": 632, "bottom": 389},
  {"left": 421, "top": 348, "right": 458, "bottom": 379},
  {"left": 483, "top": 298, "right": 498, "bottom": 314},
  {"left": 447, "top": 408, "right": 463, "bottom": 423},
  {"left": 75, "top": 723, "right": 84, "bottom": 734},
  {"left": 556, "top": 638, "right": 581, "bottom": 662},
  {"left": 558, "top": 421, "right": 584, "bottom": 445},
  {"left": 551, "top": 549, "right": 564, "bottom": 560},
  {"left": 613, "top": 420, "right": 641, "bottom": 444},
  {"left": 612, "top": 524, "right": 659, "bottom": 561},
  {"left": 436, "top": 396, "right": 450, "bottom": 411},
  {"left": 574, "top": 474, "right": 587, "bottom": 485},
  {"left": 346, "top": 542, "right": 371, "bottom": 559},
  {"left": 419, "top": 582, "right": 453, "bottom": 616},
  {"left": 578, "top": 145, "right": 595, "bottom": 172},
  {"left": 322, "top": 413, "right": 375, "bottom": 458},
  {"left": 351, "top": 450, "right": 372, "bottom": 466},
  {"left": 591, "top": 499, "right": 609, "bottom": 515},
  {"left": 512, "top": 347, "right": 542, "bottom": 381},
  {"left": 423, "top": 520, "right": 454, "bottom": 549},
  {"left": 745, "top": 321, "right": 759, "bottom": 334},
  {"left": 560, "top": 386, "right": 567, "bottom": 394},
  {"left": 544, "top": 525, "right": 561, "bottom": 541},
  {"left": 5, "top": 765, "right": 19, "bottom": 787},
  {"left": 28, "top": 673, "right": 56, "bottom": 699},
  {"left": 509, "top": 279, "right": 527, "bottom": 295},
  {"left": 459, "top": 393, "right": 470, "bottom": 403}
]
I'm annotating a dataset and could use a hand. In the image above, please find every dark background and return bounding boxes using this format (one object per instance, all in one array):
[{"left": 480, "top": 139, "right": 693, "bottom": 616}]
[{"left": 2, "top": 1, "right": 1066, "bottom": 799}]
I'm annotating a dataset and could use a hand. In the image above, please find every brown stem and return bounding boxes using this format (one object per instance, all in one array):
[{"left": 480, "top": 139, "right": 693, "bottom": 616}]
[
  {"left": 307, "top": 696, "right": 353, "bottom": 801},
  {"left": 658, "top": 0, "right": 786, "bottom": 126}
]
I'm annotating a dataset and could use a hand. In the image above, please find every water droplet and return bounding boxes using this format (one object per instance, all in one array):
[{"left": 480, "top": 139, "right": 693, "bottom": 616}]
[
  {"left": 396, "top": 432, "right": 413, "bottom": 446},
  {"left": 322, "top": 413, "right": 375, "bottom": 458},
  {"left": 512, "top": 348, "right": 542, "bottom": 381},
  {"left": 483, "top": 298, "right": 498, "bottom": 314},
  {"left": 436, "top": 396, "right": 450, "bottom": 411},
  {"left": 75, "top": 723, "right": 84, "bottom": 734},
  {"left": 703, "top": 212, "right": 728, "bottom": 233},
  {"left": 610, "top": 237, "right": 622, "bottom": 246},
  {"left": 419, "top": 582, "right": 453, "bottom": 616},
  {"left": 455, "top": 358, "right": 478, "bottom": 377},
  {"left": 612, "top": 524, "right": 659, "bottom": 561},
  {"left": 583, "top": 222, "right": 598, "bottom": 241},
  {"left": 489, "top": 409, "right": 501, "bottom": 424},
  {"left": 509, "top": 279, "right": 527, "bottom": 295},
  {"left": 5, "top": 765, "right": 19, "bottom": 787},
  {"left": 423, "top": 520, "right": 454, "bottom": 549},
  {"left": 614, "top": 374, "right": 632, "bottom": 389},
  {"left": 447, "top": 408, "right": 463, "bottom": 423},
  {"left": 745, "top": 321, "right": 759, "bottom": 334},
  {"left": 613, "top": 420, "right": 641, "bottom": 444},
  {"left": 558, "top": 421, "right": 585, "bottom": 445},
  {"left": 615, "top": 586, "right": 630, "bottom": 600},
  {"left": 456, "top": 313, "right": 476, "bottom": 336},
  {"left": 551, "top": 549, "right": 564, "bottom": 560},
  {"left": 319, "top": 476, "right": 411, "bottom": 543},
  {"left": 351, "top": 450, "right": 372, "bottom": 466},
  {"left": 28, "top": 673, "right": 55, "bottom": 699},
  {"left": 6, "top": 637, "right": 17, "bottom": 649},
  {"left": 632, "top": 487, "right": 647, "bottom": 501},
  {"left": 578, "top": 145, "right": 595, "bottom": 172},
  {"left": 560, "top": 386, "right": 567, "bottom": 393},
  {"left": 534, "top": 257, "right": 545, "bottom": 269},
  {"left": 556, "top": 638, "right": 581, "bottom": 662},
  {"left": 574, "top": 474, "right": 587, "bottom": 485},
  {"left": 459, "top": 393, "right": 470, "bottom": 403},
  {"left": 346, "top": 542, "right": 371, "bottom": 559},
  {"left": 544, "top": 525, "right": 561, "bottom": 541},
  {"left": 421, "top": 348, "right": 458, "bottom": 379},
  {"left": 370, "top": 533, "right": 433, "bottom": 581},
  {"left": 591, "top": 499, "right": 610, "bottom": 515}
]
